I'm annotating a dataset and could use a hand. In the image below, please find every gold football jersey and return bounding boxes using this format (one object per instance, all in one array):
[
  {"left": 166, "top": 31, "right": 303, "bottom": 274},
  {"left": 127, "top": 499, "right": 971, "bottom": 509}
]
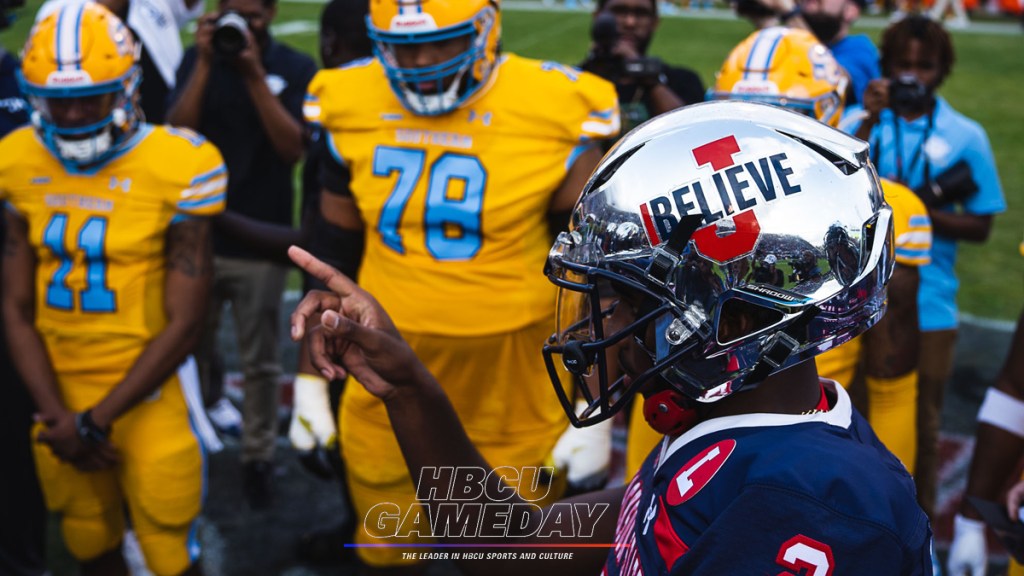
[
  {"left": 0, "top": 125, "right": 226, "bottom": 378},
  {"left": 306, "top": 54, "right": 619, "bottom": 336},
  {"left": 816, "top": 178, "right": 932, "bottom": 385}
]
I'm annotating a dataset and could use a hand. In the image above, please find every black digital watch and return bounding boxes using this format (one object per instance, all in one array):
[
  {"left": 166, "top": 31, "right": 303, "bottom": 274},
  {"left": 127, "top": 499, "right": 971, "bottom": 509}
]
[{"left": 76, "top": 410, "right": 110, "bottom": 444}]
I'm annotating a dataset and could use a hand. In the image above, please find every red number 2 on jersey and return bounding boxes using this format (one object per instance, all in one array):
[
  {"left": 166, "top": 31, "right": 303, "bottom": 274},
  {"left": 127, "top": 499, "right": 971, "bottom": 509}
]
[{"left": 776, "top": 534, "right": 834, "bottom": 576}]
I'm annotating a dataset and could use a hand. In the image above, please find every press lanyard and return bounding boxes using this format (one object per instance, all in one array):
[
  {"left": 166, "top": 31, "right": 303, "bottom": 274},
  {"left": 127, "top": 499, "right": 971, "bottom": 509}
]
[{"left": 876, "top": 108, "right": 935, "bottom": 187}]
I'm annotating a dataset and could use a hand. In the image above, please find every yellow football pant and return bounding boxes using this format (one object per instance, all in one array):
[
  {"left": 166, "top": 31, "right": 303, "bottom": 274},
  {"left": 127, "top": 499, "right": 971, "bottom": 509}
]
[
  {"left": 33, "top": 366, "right": 205, "bottom": 576},
  {"left": 341, "top": 319, "right": 569, "bottom": 567}
]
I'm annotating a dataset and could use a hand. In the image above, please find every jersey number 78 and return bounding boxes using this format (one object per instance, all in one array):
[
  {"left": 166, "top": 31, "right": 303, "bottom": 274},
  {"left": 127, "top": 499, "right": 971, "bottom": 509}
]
[{"left": 373, "top": 146, "right": 487, "bottom": 262}]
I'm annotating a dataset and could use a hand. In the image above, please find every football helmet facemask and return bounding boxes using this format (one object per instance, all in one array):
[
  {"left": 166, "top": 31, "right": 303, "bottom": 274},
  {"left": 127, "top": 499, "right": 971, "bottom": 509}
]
[
  {"left": 368, "top": 0, "right": 501, "bottom": 116},
  {"left": 709, "top": 27, "right": 848, "bottom": 128},
  {"left": 19, "top": 2, "right": 141, "bottom": 172},
  {"left": 543, "top": 101, "right": 893, "bottom": 429}
]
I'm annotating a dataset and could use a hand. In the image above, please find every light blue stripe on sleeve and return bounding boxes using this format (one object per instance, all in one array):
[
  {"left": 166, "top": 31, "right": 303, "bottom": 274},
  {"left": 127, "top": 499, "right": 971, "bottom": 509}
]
[
  {"left": 179, "top": 193, "right": 226, "bottom": 210},
  {"left": 895, "top": 247, "right": 930, "bottom": 261},
  {"left": 908, "top": 215, "right": 931, "bottom": 228},
  {"left": 189, "top": 165, "right": 227, "bottom": 186},
  {"left": 566, "top": 144, "right": 590, "bottom": 171}
]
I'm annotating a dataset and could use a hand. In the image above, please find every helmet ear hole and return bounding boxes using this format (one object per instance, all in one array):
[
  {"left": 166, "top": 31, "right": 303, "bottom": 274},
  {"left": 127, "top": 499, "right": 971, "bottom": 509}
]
[{"left": 717, "top": 298, "right": 784, "bottom": 345}]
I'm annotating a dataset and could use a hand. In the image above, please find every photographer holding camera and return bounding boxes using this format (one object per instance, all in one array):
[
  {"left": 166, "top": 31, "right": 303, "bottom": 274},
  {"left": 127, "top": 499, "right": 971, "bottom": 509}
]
[
  {"left": 580, "top": 0, "right": 703, "bottom": 139},
  {"left": 845, "top": 15, "right": 1006, "bottom": 523},
  {"left": 167, "top": 0, "right": 316, "bottom": 508}
]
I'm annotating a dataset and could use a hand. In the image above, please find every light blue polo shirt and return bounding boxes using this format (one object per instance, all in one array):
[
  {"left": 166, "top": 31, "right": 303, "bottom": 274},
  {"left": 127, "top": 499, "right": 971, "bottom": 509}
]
[
  {"left": 844, "top": 97, "right": 1005, "bottom": 331},
  {"left": 829, "top": 34, "right": 880, "bottom": 106}
]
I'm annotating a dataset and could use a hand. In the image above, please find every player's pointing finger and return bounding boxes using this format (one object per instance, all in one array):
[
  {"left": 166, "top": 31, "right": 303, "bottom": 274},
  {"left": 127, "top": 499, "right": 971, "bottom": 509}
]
[{"left": 288, "top": 246, "right": 360, "bottom": 297}]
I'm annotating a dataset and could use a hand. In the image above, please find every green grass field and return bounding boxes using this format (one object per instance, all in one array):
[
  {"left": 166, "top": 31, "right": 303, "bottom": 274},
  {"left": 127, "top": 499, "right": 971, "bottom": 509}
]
[{"left": 2, "top": 2, "right": 1022, "bottom": 320}]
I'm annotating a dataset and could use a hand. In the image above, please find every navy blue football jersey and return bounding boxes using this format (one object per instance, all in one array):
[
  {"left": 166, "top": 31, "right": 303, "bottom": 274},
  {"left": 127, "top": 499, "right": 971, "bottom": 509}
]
[{"left": 607, "top": 381, "right": 932, "bottom": 575}]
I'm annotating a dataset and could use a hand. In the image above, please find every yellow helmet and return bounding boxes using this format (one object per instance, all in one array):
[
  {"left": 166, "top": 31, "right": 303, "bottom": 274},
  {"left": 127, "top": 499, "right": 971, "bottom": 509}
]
[
  {"left": 19, "top": 2, "right": 141, "bottom": 171},
  {"left": 367, "top": 0, "right": 501, "bottom": 116},
  {"left": 710, "top": 27, "right": 848, "bottom": 127}
]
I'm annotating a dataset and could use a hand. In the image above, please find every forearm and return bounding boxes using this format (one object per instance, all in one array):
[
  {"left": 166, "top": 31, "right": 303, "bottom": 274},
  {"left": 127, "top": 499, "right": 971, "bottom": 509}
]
[
  {"left": 863, "top": 265, "right": 919, "bottom": 378},
  {"left": 89, "top": 218, "right": 213, "bottom": 428},
  {"left": 383, "top": 378, "right": 514, "bottom": 506},
  {"left": 961, "top": 422, "right": 1024, "bottom": 519},
  {"left": 89, "top": 318, "right": 200, "bottom": 428},
  {"left": 3, "top": 313, "right": 66, "bottom": 417},
  {"left": 962, "top": 314, "right": 1024, "bottom": 517},
  {"left": 167, "top": 59, "right": 211, "bottom": 129},
  {"left": 2, "top": 212, "right": 66, "bottom": 418},
  {"left": 647, "top": 83, "right": 685, "bottom": 116},
  {"left": 854, "top": 115, "right": 878, "bottom": 142},
  {"left": 928, "top": 209, "right": 992, "bottom": 242},
  {"left": 245, "top": 75, "right": 305, "bottom": 164},
  {"left": 214, "top": 211, "right": 300, "bottom": 264},
  {"left": 382, "top": 382, "right": 610, "bottom": 575}
]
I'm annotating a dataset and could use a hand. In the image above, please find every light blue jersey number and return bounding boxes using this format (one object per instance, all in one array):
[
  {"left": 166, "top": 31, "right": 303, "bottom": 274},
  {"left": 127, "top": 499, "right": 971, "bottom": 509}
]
[
  {"left": 42, "top": 213, "right": 116, "bottom": 313},
  {"left": 374, "top": 146, "right": 487, "bottom": 261}
]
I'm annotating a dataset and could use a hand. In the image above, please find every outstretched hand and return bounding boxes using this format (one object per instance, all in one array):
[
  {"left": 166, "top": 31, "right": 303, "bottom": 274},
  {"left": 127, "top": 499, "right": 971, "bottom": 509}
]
[
  {"left": 288, "top": 246, "right": 430, "bottom": 400},
  {"left": 1008, "top": 479, "right": 1024, "bottom": 522}
]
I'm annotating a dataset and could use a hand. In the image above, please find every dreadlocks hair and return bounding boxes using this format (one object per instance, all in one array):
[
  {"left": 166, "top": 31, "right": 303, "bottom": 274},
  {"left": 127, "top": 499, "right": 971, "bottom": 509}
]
[{"left": 880, "top": 14, "right": 955, "bottom": 86}]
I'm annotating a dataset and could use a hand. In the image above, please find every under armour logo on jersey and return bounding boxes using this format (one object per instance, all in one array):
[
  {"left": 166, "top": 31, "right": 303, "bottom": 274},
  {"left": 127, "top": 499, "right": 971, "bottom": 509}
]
[
  {"left": 666, "top": 439, "right": 736, "bottom": 506},
  {"left": 641, "top": 494, "right": 657, "bottom": 536},
  {"left": 467, "top": 110, "right": 492, "bottom": 126},
  {"left": 109, "top": 176, "right": 132, "bottom": 193}
]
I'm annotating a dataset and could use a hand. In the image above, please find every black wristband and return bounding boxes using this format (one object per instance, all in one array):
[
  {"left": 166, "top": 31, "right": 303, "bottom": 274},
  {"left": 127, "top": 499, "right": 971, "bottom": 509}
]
[
  {"left": 76, "top": 410, "right": 110, "bottom": 444},
  {"left": 779, "top": 6, "right": 801, "bottom": 22}
]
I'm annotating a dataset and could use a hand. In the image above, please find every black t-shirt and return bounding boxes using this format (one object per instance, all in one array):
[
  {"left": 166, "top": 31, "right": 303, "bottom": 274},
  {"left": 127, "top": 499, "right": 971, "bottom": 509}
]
[
  {"left": 170, "top": 40, "right": 317, "bottom": 259},
  {"left": 616, "top": 64, "right": 705, "bottom": 135},
  {"left": 137, "top": 41, "right": 169, "bottom": 124},
  {"left": 0, "top": 52, "right": 28, "bottom": 139}
]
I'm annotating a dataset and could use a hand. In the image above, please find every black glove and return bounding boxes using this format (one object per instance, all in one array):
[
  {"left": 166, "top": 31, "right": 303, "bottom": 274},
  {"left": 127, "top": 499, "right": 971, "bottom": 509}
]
[{"left": 914, "top": 160, "right": 979, "bottom": 208}]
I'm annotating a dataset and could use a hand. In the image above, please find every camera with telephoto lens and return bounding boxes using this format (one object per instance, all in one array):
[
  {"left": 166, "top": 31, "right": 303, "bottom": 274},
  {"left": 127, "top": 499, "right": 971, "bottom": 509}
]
[
  {"left": 0, "top": 0, "right": 26, "bottom": 31},
  {"left": 889, "top": 74, "right": 932, "bottom": 115},
  {"left": 913, "top": 159, "right": 978, "bottom": 208},
  {"left": 581, "top": 11, "right": 664, "bottom": 85},
  {"left": 212, "top": 11, "right": 249, "bottom": 56}
]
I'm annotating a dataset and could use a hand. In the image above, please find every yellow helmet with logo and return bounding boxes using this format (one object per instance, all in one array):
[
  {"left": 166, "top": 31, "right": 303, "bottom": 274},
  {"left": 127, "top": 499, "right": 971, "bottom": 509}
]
[
  {"left": 19, "top": 1, "right": 141, "bottom": 171},
  {"left": 710, "top": 27, "right": 848, "bottom": 128},
  {"left": 368, "top": 0, "right": 501, "bottom": 116}
]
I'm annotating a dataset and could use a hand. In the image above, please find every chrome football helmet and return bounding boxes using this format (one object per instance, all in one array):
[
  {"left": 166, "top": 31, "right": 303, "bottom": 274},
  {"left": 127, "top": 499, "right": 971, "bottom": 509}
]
[{"left": 543, "top": 101, "right": 894, "bottom": 429}]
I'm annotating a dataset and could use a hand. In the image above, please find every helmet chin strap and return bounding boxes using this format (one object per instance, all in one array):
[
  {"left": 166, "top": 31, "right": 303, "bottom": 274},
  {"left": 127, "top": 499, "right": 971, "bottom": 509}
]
[
  {"left": 54, "top": 130, "right": 114, "bottom": 164},
  {"left": 643, "top": 390, "right": 699, "bottom": 436},
  {"left": 402, "top": 67, "right": 468, "bottom": 115},
  {"left": 35, "top": 106, "right": 131, "bottom": 168}
]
